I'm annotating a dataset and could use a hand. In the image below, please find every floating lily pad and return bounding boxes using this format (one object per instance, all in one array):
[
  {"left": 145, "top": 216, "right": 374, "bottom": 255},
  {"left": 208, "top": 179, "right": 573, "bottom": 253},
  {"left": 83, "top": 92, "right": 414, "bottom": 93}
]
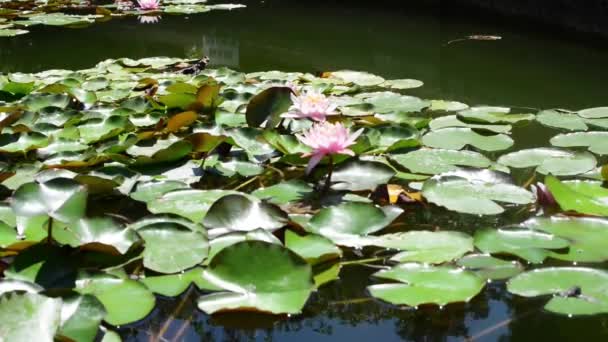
[
  {"left": 330, "top": 70, "right": 385, "bottom": 87},
  {"left": 578, "top": 107, "right": 608, "bottom": 119},
  {"left": 366, "top": 231, "right": 473, "bottom": 264},
  {"left": 458, "top": 106, "right": 535, "bottom": 124},
  {"left": 422, "top": 173, "right": 534, "bottom": 215},
  {"left": 457, "top": 254, "right": 524, "bottom": 280},
  {"left": 422, "top": 128, "right": 513, "bottom": 151},
  {"left": 507, "top": 267, "right": 608, "bottom": 315},
  {"left": 392, "top": 148, "right": 492, "bottom": 175},
  {"left": 285, "top": 230, "right": 342, "bottom": 263},
  {"left": 52, "top": 217, "right": 139, "bottom": 254},
  {"left": 138, "top": 221, "right": 209, "bottom": 273},
  {"left": 474, "top": 228, "right": 570, "bottom": 263},
  {"left": 198, "top": 241, "right": 314, "bottom": 314},
  {"left": 252, "top": 180, "right": 313, "bottom": 205},
  {"left": 368, "top": 263, "right": 485, "bottom": 307},
  {"left": 76, "top": 273, "right": 155, "bottom": 325},
  {"left": 429, "top": 115, "right": 511, "bottom": 133},
  {"left": 59, "top": 294, "right": 107, "bottom": 342},
  {"left": 550, "top": 132, "right": 608, "bottom": 155},
  {"left": 147, "top": 189, "right": 239, "bottom": 222},
  {"left": 523, "top": 217, "right": 608, "bottom": 262},
  {"left": 498, "top": 148, "right": 597, "bottom": 176},
  {"left": 330, "top": 160, "right": 395, "bottom": 191},
  {"left": 382, "top": 79, "right": 423, "bottom": 90}
]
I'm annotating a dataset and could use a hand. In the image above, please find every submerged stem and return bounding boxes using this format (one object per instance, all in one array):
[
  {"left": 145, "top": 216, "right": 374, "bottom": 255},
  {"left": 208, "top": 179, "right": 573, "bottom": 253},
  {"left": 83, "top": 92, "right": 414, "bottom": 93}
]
[{"left": 340, "top": 256, "right": 388, "bottom": 266}]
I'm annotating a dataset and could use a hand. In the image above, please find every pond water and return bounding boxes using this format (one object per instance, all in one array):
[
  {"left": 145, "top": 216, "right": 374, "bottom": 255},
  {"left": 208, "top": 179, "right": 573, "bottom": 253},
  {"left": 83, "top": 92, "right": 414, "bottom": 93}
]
[{"left": 1, "top": 0, "right": 608, "bottom": 341}]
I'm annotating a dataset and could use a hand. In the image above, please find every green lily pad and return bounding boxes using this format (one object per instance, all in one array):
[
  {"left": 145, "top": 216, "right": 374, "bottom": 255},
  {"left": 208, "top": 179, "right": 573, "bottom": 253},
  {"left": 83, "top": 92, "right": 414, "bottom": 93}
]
[
  {"left": 429, "top": 115, "right": 511, "bottom": 133},
  {"left": 536, "top": 110, "right": 589, "bottom": 131},
  {"left": 507, "top": 267, "right": 608, "bottom": 315},
  {"left": 52, "top": 217, "right": 139, "bottom": 254},
  {"left": 0, "top": 293, "right": 62, "bottom": 341},
  {"left": 203, "top": 194, "right": 288, "bottom": 234},
  {"left": 497, "top": 148, "right": 597, "bottom": 176},
  {"left": 392, "top": 149, "right": 492, "bottom": 175},
  {"left": 545, "top": 176, "right": 608, "bottom": 216},
  {"left": 422, "top": 128, "right": 513, "bottom": 151},
  {"left": 458, "top": 106, "right": 535, "bottom": 124},
  {"left": 474, "top": 228, "right": 570, "bottom": 263},
  {"left": 307, "top": 202, "right": 402, "bottom": 245},
  {"left": 330, "top": 160, "right": 395, "bottom": 191},
  {"left": 138, "top": 221, "right": 209, "bottom": 273},
  {"left": 382, "top": 79, "right": 423, "bottom": 90},
  {"left": 457, "top": 254, "right": 524, "bottom": 280},
  {"left": 366, "top": 231, "right": 473, "bottom": 264},
  {"left": 422, "top": 173, "right": 534, "bottom": 215},
  {"left": 252, "top": 180, "right": 313, "bottom": 205},
  {"left": 285, "top": 230, "right": 342, "bottom": 263},
  {"left": 523, "top": 217, "right": 608, "bottom": 262},
  {"left": 12, "top": 177, "right": 87, "bottom": 227},
  {"left": 198, "top": 241, "right": 314, "bottom": 314},
  {"left": 76, "top": 273, "right": 155, "bottom": 325},
  {"left": 141, "top": 267, "right": 221, "bottom": 297},
  {"left": 368, "top": 263, "right": 485, "bottom": 307},
  {"left": 147, "top": 189, "right": 239, "bottom": 222},
  {"left": 578, "top": 107, "right": 608, "bottom": 119},
  {"left": 550, "top": 132, "right": 608, "bottom": 155},
  {"left": 59, "top": 294, "right": 107, "bottom": 342},
  {"left": 330, "top": 70, "right": 385, "bottom": 87}
]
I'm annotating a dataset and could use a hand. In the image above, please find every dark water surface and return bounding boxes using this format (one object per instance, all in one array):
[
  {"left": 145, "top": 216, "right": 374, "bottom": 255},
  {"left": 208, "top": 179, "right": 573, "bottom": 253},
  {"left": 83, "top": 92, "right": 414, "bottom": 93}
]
[{"left": 2, "top": 1, "right": 608, "bottom": 340}]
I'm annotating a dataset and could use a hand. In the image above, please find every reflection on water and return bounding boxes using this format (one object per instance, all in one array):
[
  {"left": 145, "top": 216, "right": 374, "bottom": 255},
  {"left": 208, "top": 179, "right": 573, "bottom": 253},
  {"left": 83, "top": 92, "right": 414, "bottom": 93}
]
[{"left": 2, "top": 0, "right": 608, "bottom": 109}]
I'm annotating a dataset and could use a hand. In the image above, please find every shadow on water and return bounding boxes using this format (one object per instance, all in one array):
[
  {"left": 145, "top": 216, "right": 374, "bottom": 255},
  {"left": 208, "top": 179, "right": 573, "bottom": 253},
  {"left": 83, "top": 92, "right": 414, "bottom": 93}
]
[{"left": 2, "top": 0, "right": 608, "bottom": 340}]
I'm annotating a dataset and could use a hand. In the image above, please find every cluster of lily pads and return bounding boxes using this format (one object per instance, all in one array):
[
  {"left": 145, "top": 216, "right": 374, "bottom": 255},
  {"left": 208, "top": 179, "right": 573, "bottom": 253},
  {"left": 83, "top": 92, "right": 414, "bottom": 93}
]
[
  {"left": 0, "top": 56, "right": 607, "bottom": 341},
  {"left": 0, "top": 0, "right": 245, "bottom": 37}
]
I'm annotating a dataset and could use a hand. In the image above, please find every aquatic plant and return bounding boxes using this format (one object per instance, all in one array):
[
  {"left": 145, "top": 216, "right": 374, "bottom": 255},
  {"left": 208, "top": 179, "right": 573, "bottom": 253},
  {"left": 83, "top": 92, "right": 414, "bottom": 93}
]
[
  {"left": 283, "top": 90, "right": 338, "bottom": 121},
  {"left": 137, "top": 0, "right": 160, "bottom": 10}
]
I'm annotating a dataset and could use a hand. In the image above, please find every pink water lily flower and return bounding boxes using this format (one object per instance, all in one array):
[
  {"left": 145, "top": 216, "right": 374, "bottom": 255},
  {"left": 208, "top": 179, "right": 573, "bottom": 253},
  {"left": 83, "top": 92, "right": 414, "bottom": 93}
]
[
  {"left": 283, "top": 90, "right": 338, "bottom": 122},
  {"left": 297, "top": 121, "right": 364, "bottom": 174},
  {"left": 137, "top": 0, "right": 160, "bottom": 10}
]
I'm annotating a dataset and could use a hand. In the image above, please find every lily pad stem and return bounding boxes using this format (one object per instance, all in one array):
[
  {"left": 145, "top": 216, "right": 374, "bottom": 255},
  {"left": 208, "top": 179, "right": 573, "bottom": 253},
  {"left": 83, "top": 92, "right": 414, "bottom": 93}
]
[
  {"left": 323, "top": 155, "right": 334, "bottom": 193},
  {"left": 47, "top": 217, "right": 54, "bottom": 245}
]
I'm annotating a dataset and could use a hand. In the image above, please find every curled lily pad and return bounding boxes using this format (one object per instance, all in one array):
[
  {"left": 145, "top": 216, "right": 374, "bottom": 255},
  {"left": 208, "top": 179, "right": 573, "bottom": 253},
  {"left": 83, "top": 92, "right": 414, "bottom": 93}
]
[
  {"left": 11, "top": 177, "right": 87, "bottom": 227},
  {"left": 368, "top": 263, "right": 485, "bottom": 307},
  {"left": 422, "top": 173, "right": 534, "bottom": 215},
  {"left": 550, "top": 132, "right": 608, "bottom": 155},
  {"left": 203, "top": 194, "right": 287, "bottom": 234},
  {"left": 198, "top": 241, "right": 314, "bottom": 314},
  {"left": 392, "top": 149, "right": 492, "bottom": 175},
  {"left": 307, "top": 202, "right": 402, "bottom": 246},
  {"left": 52, "top": 217, "right": 139, "bottom": 254},
  {"left": 457, "top": 254, "right": 523, "bottom": 280},
  {"left": 246, "top": 87, "right": 292, "bottom": 128},
  {"left": 507, "top": 267, "right": 608, "bottom": 315},
  {"left": 545, "top": 176, "right": 608, "bottom": 216},
  {"left": 474, "top": 228, "right": 569, "bottom": 263},
  {"left": 498, "top": 148, "right": 597, "bottom": 176},
  {"left": 422, "top": 128, "right": 513, "bottom": 151}
]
